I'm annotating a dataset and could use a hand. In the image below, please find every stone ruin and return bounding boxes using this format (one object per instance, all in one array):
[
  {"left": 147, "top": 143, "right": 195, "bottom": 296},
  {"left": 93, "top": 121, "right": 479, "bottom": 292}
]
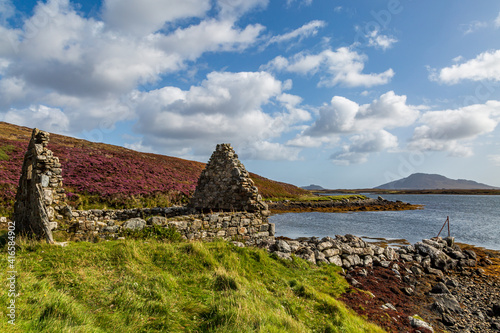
[
  {"left": 12, "top": 137, "right": 274, "bottom": 244},
  {"left": 189, "top": 143, "right": 268, "bottom": 213},
  {"left": 13, "top": 128, "right": 67, "bottom": 243}
]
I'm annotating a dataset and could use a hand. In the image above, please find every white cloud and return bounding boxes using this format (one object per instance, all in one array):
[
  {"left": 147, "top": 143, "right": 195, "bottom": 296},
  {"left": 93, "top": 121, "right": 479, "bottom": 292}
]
[
  {"left": 488, "top": 154, "right": 500, "bottom": 166},
  {"left": 495, "top": 12, "right": 500, "bottom": 28},
  {"left": 287, "top": 91, "right": 418, "bottom": 164},
  {"left": 130, "top": 71, "right": 310, "bottom": 160},
  {"left": 0, "top": 0, "right": 14, "bottom": 24},
  {"left": 366, "top": 30, "right": 398, "bottom": 50},
  {"left": 460, "top": 20, "right": 488, "bottom": 35},
  {"left": 4, "top": 105, "right": 70, "bottom": 134},
  {"left": 267, "top": 20, "right": 326, "bottom": 45},
  {"left": 431, "top": 50, "right": 500, "bottom": 84},
  {"left": 331, "top": 130, "right": 398, "bottom": 165},
  {"left": 409, "top": 101, "right": 500, "bottom": 156},
  {"left": 217, "top": 0, "right": 268, "bottom": 20},
  {"left": 156, "top": 19, "right": 264, "bottom": 61},
  {"left": 0, "top": 0, "right": 267, "bottom": 134},
  {"left": 306, "top": 91, "right": 419, "bottom": 136},
  {"left": 264, "top": 47, "right": 394, "bottom": 87},
  {"left": 103, "top": 0, "right": 211, "bottom": 35}
]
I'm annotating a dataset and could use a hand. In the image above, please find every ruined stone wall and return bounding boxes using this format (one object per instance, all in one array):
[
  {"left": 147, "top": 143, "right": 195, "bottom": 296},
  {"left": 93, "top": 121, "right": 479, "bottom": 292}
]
[
  {"left": 189, "top": 144, "right": 268, "bottom": 212},
  {"left": 13, "top": 129, "right": 66, "bottom": 242},
  {"left": 65, "top": 207, "right": 275, "bottom": 246}
]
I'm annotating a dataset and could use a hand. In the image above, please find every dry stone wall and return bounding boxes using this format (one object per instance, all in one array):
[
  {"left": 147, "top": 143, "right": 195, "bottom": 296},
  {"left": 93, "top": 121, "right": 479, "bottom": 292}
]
[
  {"left": 13, "top": 128, "right": 67, "bottom": 243},
  {"left": 189, "top": 144, "right": 268, "bottom": 212},
  {"left": 67, "top": 207, "right": 275, "bottom": 246}
]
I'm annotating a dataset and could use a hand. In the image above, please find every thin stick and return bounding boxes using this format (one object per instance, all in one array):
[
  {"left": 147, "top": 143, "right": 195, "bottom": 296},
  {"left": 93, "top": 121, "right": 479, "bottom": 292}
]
[{"left": 437, "top": 216, "right": 449, "bottom": 238}]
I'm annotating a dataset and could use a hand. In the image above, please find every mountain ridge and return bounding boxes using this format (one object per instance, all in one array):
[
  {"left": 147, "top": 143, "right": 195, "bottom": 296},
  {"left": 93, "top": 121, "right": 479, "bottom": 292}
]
[{"left": 375, "top": 173, "right": 498, "bottom": 190}]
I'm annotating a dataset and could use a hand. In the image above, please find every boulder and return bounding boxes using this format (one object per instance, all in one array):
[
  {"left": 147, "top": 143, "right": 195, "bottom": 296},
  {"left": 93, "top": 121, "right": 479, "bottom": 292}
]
[
  {"left": 431, "top": 294, "right": 463, "bottom": 315},
  {"left": 274, "top": 239, "right": 292, "bottom": 253},
  {"left": 317, "top": 241, "right": 333, "bottom": 251},
  {"left": 409, "top": 316, "right": 434, "bottom": 332},
  {"left": 328, "top": 255, "right": 343, "bottom": 266},
  {"left": 122, "top": 218, "right": 146, "bottom": 231},
  {"left": 147, "top": 216, "right": 167, "bottom": 226},
  {"left": 431, "top": 282, "right": 450, "bottom": 294}
]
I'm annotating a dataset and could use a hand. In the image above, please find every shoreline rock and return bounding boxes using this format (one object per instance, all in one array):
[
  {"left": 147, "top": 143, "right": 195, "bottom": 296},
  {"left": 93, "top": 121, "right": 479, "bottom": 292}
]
[{"left": 261, "top": 234, "right": 500, "bottom": 332}]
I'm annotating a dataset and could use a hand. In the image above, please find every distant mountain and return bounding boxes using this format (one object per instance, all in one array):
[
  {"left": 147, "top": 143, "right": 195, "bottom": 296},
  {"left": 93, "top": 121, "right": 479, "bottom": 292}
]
[
  {"left": 375, "top": 173, "right": 498, "bottom": 190},
  {"left": 301, "top": 184, "right": 326, "bottom": 191}
]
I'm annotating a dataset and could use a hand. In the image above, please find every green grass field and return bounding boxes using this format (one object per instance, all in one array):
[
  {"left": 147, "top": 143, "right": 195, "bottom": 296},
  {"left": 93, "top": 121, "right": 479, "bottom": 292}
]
[{"left": 0, "top": 237, "right": 384, "bottom": 333}]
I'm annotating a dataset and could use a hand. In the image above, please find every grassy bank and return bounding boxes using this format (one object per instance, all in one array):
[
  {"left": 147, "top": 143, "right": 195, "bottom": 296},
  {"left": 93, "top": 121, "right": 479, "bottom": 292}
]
[{"left": 0, "top": 237, "right": 384, "bottom": 333}]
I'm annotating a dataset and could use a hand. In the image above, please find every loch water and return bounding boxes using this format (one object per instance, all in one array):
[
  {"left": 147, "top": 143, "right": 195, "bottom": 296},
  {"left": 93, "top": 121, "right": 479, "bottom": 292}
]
[{"left": 269, "top": 194, "right": 500, "bottom": 251}]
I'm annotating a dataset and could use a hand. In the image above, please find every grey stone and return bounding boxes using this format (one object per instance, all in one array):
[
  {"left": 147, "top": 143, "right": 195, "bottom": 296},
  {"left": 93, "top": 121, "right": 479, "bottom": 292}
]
[
  {"left": 363, "top": 256, "right": 373, "bottom": 267},
  {"left": 147, "top": 216, "right": 167, "bottom": 226},
  {"left": 274, "top": 251, "right": 292, "bottom": 261},
  {"left": 431, "top": 294, "right": 463, "bottom": 315},
  {"left": 122, "top": 218, "right": 146, "bottom": 231},
  {"left": 463, "top": 249, "right": 477, "bottom": 260},
  {"left": 431, "top": 282, "right": 450, "bottom": 294},
  {"left": 329, "top": 255, "right": 343, "bottom": 266},
  {"left": 383, "top": 247, "right": 399, "bottom": 261},
  {"left": 275, "top": 239, "right": 291, "bottom": 253},
  {"left": 409, "top": 316, "right": 434, "bottom": 332},
  {"left": 317, "top": 241, "right": 333, "bottom": 251},
  {"left": 323, "top": 248, "right": 340, "bottom": 257}
]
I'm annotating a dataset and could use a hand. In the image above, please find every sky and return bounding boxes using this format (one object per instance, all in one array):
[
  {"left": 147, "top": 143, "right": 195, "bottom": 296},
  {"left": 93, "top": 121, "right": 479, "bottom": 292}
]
[{"left": 1, "top": 0, "right": 500, "bottom": 189}]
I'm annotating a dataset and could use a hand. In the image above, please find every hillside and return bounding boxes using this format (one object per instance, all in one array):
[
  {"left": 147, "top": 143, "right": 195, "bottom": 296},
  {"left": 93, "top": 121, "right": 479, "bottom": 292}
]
[
  {"left": 375, "top": 173, "right": 498, "bottom": 190},
  {"left": 0, "top": 122, "right": 307, "bottom": 216}
]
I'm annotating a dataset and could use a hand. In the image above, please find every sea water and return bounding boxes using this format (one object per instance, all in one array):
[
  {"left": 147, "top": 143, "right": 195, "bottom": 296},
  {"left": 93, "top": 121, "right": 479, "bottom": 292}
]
[{"left": 269, "top": 194, "right": 500, "bottom": 251}]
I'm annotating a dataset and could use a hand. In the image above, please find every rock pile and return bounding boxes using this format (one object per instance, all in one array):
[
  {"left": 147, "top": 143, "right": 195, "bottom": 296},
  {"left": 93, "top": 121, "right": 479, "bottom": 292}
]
[
  {"left": 265, "top": 235, "right": 477, "bottom": 274},
  {"left": 189, "top": 143, "right": 268, "bottom": 213},
  {"left": 13, "top": 128, "right": 67, "bottom": 243},
  {"left": 264, "top": 234, "right": 499, "bottom": 332}
]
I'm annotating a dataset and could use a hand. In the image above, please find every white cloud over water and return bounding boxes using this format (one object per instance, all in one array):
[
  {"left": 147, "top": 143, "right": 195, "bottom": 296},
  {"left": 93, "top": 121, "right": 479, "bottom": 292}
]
[{"left": 409, "top": 101, "right": 500, "bottom": 157}]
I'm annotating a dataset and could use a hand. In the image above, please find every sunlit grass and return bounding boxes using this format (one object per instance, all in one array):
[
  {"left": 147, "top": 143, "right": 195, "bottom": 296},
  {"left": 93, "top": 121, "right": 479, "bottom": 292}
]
[{"left": 0, "top": 237, "right": 384, "bottom": 333}]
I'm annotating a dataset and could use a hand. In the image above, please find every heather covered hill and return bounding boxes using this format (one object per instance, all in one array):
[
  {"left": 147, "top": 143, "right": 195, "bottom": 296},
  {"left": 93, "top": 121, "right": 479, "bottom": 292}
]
[{"left": 0, "top": 122, "right": 307, "bottom": 216}]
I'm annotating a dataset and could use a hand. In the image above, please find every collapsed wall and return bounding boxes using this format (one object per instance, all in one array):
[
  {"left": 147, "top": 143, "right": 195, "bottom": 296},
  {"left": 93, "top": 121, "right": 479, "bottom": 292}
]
[
  {"left": 189, "top": 143, "right": 268, "bottom": 213},
  {"left": 13, "top": 128, "right": 67, "bottom": 243}
]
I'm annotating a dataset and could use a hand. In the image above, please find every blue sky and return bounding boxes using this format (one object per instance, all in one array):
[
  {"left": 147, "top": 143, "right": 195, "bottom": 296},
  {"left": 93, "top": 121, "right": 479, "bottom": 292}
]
[{"left": 1, "top": 0, "right": 500, "bottom": 188}]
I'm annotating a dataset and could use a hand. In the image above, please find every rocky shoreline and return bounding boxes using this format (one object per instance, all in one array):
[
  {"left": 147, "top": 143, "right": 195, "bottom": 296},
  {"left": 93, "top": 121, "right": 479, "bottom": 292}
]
[
  {"left": 267, "top": 196, "right": 422, "bottom": 213},
  {"left": 253, "top": 234, "right": 500, "bottom": 332}
]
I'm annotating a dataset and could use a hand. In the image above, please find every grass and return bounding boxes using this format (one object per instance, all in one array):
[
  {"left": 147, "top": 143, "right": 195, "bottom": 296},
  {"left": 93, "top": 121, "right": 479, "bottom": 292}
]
[{"left": 0, "top": 237, "right": 384, "bottom": 333}]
